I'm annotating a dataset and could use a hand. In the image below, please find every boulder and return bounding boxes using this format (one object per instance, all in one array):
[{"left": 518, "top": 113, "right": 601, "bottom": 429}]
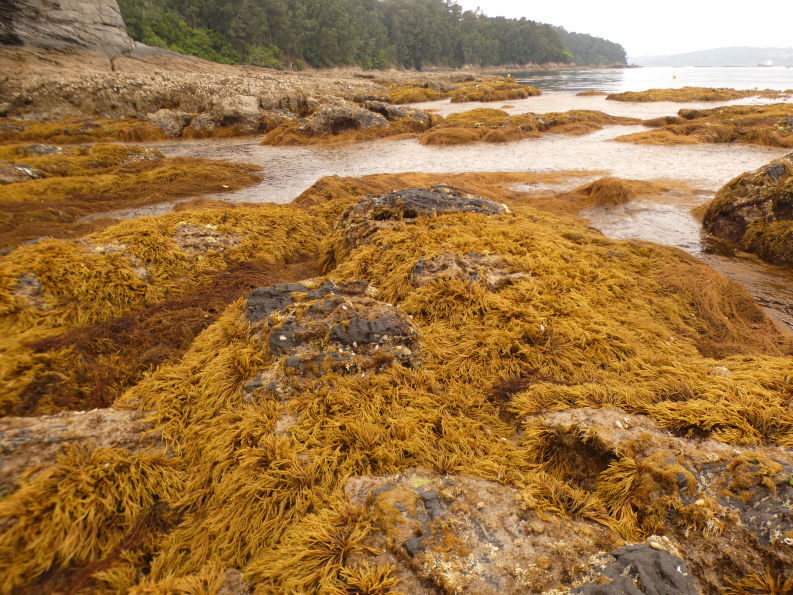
[
  {"left": 147, "top": 108, "right": 192, "bottom": 138},
  {"left": 0, "top": 160, "right": 45, "bottom": 184},
  {"left": 321, "top": 185, "right": 509, "bottom": 270},
  {"left": 0, "top": 0, "right": 134, "bottom": 57},
  {"left": 527, "top": 407, "right": 793, "bottom": 592},
  {"left": 303, "top": 97, "right": 388, "bottom": 136},
  {"left": 344, "top": 469, "right": 620, "bottom": 594},
  {"left": 213, "top": 94, "right": 262, "bottom": 131},
  {"left": 703, "top": 152, "right": 793, "bottom": 264}
]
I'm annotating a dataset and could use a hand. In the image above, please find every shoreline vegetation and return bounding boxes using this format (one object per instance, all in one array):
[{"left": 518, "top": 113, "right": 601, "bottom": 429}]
[{"left": 116, "top": 0, "right": 627, "bottom": 70}]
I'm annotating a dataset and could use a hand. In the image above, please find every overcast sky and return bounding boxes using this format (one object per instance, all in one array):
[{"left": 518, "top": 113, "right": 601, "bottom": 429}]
[{"left": 454, "top": 1, "right": 793, "bottom": 58}]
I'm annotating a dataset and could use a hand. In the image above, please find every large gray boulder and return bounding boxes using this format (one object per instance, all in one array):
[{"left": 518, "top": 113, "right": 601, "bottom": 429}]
[
  {"left": 212, "top": 94, "right": 262, "bottom": 131},
  {"left": 0, "top": 0, "right": 134, "bottom": 57},
  {"left": 147, "top": 108, "right": 192, "bottom": 138},
  {"left": 304, "top": 97, "right": 388, "bottom": 136}
]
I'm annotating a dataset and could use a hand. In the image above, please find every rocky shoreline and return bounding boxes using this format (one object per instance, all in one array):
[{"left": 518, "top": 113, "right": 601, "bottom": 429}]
[{"left": 2, "top": 10, "right": 793, "bottom": 592}]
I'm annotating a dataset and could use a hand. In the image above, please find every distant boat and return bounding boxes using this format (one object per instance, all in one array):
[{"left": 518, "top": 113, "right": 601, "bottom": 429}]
[{"left": 758, "top": 59, "right": 774, "bottom": 66}]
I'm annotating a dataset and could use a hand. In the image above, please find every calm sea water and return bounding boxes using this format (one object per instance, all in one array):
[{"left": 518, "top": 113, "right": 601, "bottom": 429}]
[{"left": 506, "top": 66, "right": 793, "bottom": 92}]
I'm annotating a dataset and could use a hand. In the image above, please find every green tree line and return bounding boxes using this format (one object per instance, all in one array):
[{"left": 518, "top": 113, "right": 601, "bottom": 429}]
[{"left": 118, "top": 0, "right": 627, "bottom": 69}]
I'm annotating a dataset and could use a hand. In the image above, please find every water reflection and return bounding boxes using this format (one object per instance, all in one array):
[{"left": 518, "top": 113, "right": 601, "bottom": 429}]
[{"left": 504, "top": 66, "right": 793, "bottom": 93}]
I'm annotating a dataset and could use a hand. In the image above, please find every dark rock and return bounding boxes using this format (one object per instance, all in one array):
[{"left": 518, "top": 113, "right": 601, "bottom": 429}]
[
  {"left": 402, "top": 536, "right": 425, "bottom": 557},
  {"left": 0, "top": 161, "right": 45, "bottom": 184},
  {"left": 245, "top": 280, "right": 418, "bottom": 398},
  {"left": 364, "top": 100, "right": 409, "bottom": 121},
  {"left": 572, "top": 544, "right": 698, "bottom": 595},
  {"left": 303, "top": 98, "right": 388, "bottom": 136},
  {"left": 246, "top": 281, "right": 340, "bottom": 324}
]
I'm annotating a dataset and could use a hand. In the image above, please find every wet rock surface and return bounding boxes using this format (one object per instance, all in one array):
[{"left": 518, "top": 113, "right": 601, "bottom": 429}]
[
  {"left": 246, "top": 280, "right": 418, "bottom": 398},
  {"left": 0, "top": 408, "right": 159, "bottom": 494},
  {"left": 344, "top": 469, "right": 619, "bottom": 594},
  {"left": 572, "top": 544, "right": 698, "bottom": 595},
  {"left": 302, "top": 97, "right": 388, "bottom": 136}
]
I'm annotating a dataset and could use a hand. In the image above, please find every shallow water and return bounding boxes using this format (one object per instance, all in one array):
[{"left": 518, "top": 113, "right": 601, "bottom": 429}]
[
  {"left": 148, "top": 123, "right": 785, "bottom": 208},
  {"left": 407, "top": 91, "right": 792, "bottom": 120},
  {"left": 583, "top": 196, "right": 793, "bottom": 331},
  {"left": 114, "top": 90, "right": 793, "bottom": 330},
  {"left": 505, "top": 66, "right": 793, "bottom": 93}
]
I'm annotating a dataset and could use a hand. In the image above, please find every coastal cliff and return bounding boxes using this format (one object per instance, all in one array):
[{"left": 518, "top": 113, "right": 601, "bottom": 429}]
[{"left": 0, "top": 0, "right": 133, "bottom": 56}]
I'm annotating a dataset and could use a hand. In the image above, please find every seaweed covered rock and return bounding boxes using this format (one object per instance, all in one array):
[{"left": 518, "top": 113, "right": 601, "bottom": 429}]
[
  {"left": 364, "top": 100, "right": 409, "bottom": 121},
  {"left": 606, "top": 87, "right": 760, "bottom": 103},
  {"left": 320, "top": 184, "right": 508, "bottom": 270},
  {"left": 419, "top": 108, "right": 639, "bottom": 146},
  {"left": 616, "top": 104, "right": 793, "bottom": 148},
  {"left": 345, "top": 469, "right": 620, "bottom": 594},
  {"left": 303, "top": 98, "right": 388, "bottom": 136},
  {"left": 0, "top": 160, "right": 44, "bottom": 184},
  {"left": 525, "top": 408, "right": 793, "bottom": 592},
  {"left": 245, "top": 279, "right": 419, "bottom": 399},
  {"left": 411, "top": 252, "right": 528, "bottom": 291},
  {"left": 703, "top": 152, "right": 793, "bottom": 265},
  {"left": 0, "top": 408, "right": 159, "bottom": 494},
  {"left": 4, "top": 179, "right": 793, "bottom": 593}
]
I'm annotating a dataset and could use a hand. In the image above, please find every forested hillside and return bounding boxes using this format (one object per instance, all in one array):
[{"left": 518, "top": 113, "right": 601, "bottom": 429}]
[
  {"left": 118, "top": 0, "right": 627, "bottom": 69},
  {"left": 554, "top": 27, "right": 627, "bottom": 67}
]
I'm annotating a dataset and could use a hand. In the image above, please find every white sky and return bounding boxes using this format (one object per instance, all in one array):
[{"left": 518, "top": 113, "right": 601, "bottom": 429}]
[{"left": 454, "top": 1, "right": 793, "bottom": 58}]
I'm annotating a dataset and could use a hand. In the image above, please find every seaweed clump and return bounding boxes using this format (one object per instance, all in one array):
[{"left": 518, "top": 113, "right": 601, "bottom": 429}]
[
  {"left": 0, "top": 143, "right": 263, "bottom": 250},
  {"left": 419, "top": 108, "right": 639, "bottom": 146},
  {"left": 614, "top": 103, "right": 793, "bottom": 148},
  {"left": 703, "top": 152, "right": 793, "bottom": 266},
  {"left": 0, "top": 204, "right": 325, "bottom": 415},
  {"left": 606, "top": 87, "right": 787, "bottom": 103},
  {"left": 449, "top": 78, "right": 540, "bottom": 103}
]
